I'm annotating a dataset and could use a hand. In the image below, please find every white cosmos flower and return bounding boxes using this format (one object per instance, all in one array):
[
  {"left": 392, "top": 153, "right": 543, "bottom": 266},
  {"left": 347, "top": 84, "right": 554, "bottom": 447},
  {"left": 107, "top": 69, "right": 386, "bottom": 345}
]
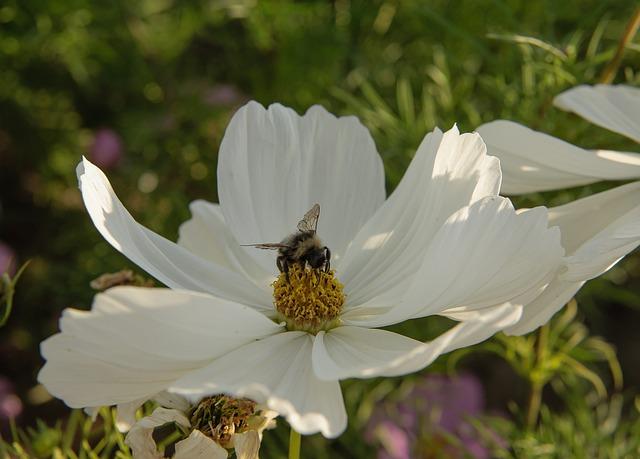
[
  {"left": 476, "top": 84, "right": 640, "bottom": 335},
  {"left": 124, "top": 393, "right": 275, "bottom": 459},
  {"left": 38, "top": 102, "right": 563, "bottom": 437}
]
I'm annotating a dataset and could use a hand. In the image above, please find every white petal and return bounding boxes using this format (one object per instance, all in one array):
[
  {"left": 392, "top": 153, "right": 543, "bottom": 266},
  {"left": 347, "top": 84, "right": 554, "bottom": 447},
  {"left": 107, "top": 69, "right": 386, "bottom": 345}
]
[
  {"left": 178, "top": 200, "right": 273, "bottom": 289},
  {"left": 233, "top": 431, "right": 260, "bottom": 459},
  {"left": 174, "top": 431, "right": 228, "bottom": 459},
  {"left": 339, "top": 126, "right": 501, "bottom": 308},
  {"left": 177, "top": 200, "right": 243, "bottom": 270},
  {"left": 131, "top": 407, "right": 190, "bottom": 429},
  {"left": 312, "top": 327, "right": 422, "bottom": 380},
  {"left": 549, "top": 181, "right": 640, "bottom": 281},
  {"left": 84, "top": 407, "right": 98, "bottom": 421},
  {"left": 217, "top": 102, "right": 385, "bottom": 273},
  {"left": 38, "top": 287, "right": 282, "bottom": 409},
  {"left": 153, "top": 391, "right": 191, "bottom": 412},
  {"left": 125, "top": 407, "right": 191, "bottom": 459},
  {"left": 116, "top": 398, "right": 145, "bottom": 432},
  {"left": 504, "top": 279, "right": 584, "bottom": 335},
  {"left": 505, "top": 181, "right": 640, "bottom": 335},
  {"left": 314, "top": 304, "right": 521, "bottom": 380},
  {"left": 343, "top": 197, "right": 562, "bottom": 328},
  {"left": 115, "top": 391, "right": 192, "bottom": 432},
  {"left": 170, "top": 332, "right": 347, "bottom": 438},
  {"left": 78, "top": 158, "right": 269, "bottom": 308},
  {"left": 554, "top": 84, "right": 640, "bottom": 143},
  {"left": 477, "top": 120, "right": 640, "bottom": 194}
]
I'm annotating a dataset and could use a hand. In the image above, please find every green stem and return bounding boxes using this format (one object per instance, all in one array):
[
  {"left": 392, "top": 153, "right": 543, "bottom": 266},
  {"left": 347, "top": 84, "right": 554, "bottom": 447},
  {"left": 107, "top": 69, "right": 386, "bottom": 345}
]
[
  {"left": 599, "top": 6, "right": 640, "bottom": 84},
  {"left": 288, "top": 428, "right": 301, "bottom": 459},
  {"left": 0, "top": 261, "right": 30, "bottom": 327},
  {"left": 526, "top": 323, "right": 549, "bottom": 429},
  {"left": 526, "top": 380, "right": 543, "bottom": 430}
]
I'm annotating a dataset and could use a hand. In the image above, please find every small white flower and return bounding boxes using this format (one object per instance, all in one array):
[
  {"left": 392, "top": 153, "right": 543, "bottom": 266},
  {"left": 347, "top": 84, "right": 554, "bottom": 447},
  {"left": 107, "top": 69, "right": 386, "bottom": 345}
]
[
  {"left": 38, "top": 102, "right": 563, "bottom": 437},
  {"left": 124, "top": 394, "right": 274, "bottom": 459},
  {"left": 476, "top": 84, "right": 640, "bottom": 334}
]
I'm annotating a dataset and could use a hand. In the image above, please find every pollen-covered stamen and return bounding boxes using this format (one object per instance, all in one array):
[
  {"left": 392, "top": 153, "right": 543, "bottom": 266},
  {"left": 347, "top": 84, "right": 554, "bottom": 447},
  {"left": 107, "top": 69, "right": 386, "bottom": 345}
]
[
  {"left": 190, "top": 395, "right": 258, "bottom": 448},
  {"left": 272, "top": 264, "right": 345, "bottom": 334}
]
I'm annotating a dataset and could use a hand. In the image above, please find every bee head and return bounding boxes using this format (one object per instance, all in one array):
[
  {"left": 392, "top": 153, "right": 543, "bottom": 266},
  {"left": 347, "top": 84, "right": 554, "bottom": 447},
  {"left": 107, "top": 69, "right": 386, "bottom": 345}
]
[{"left": 306, "top": 247, "right": 328, "bottom": 270}]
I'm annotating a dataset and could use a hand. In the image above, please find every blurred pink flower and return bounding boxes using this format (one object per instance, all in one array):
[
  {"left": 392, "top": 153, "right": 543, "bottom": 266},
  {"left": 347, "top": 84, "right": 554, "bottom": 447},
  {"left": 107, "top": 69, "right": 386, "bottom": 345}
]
[
  {"left": 366, "top": 374, "right": 504, "bottom": 459},
  {"left": 0, "top": 241, "right": 16, "bottom": 276},
  {"left": 370, "top": 420, "right": 410, "bottom": 459},
  {"left": 203, "top": 84, "right": 244, "bottom": 107},
  {"left": 89, "top": 129, "right": 123, "bottom": 170},
  {"left": 0, "top": 376, "right": 22, "bottom": 422}
]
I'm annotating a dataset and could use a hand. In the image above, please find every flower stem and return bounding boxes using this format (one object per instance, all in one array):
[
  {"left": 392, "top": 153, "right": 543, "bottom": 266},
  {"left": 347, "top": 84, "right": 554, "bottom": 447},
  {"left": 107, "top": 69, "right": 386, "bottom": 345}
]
[
  {"left": 526, "top": 323, "right": 549, "bottom": 429},
  {"left": 288, "top": 427, "right": 301, "bottom": 459},
  {"left": 599, "top": 6, "right": 640, "bottom": 84},
  {"left": 526, "top": 380, "right": 543, "bottom": 430}
]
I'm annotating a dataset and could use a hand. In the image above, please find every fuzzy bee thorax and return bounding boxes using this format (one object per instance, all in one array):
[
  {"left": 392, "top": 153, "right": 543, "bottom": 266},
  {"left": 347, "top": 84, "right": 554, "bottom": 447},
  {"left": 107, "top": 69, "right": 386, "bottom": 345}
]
[{"left": 288, "top": 233, "right": 322, "bottom": 259}]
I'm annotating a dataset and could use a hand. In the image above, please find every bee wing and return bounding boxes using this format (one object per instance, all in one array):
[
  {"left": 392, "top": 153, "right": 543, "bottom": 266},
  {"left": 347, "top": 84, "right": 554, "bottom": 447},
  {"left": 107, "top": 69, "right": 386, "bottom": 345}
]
[
  {"left": 297, "top": 203, "right": 320, "bottom": 233},
  {"left": 241, "top": 242, "right": 290, "bottom": 250}
]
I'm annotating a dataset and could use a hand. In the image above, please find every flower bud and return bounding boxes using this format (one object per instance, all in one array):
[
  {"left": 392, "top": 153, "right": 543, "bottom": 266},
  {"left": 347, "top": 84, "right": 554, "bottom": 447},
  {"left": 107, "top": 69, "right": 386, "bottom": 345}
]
[{"left": 0, "top": 241, "right": 16, "bottom": 277}]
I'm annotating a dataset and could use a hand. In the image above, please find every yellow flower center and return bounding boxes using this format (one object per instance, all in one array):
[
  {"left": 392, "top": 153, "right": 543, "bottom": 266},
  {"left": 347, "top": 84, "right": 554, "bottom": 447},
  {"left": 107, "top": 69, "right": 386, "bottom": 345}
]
[{"left": 272, "top": 264, "right": 345, "bottom": 334}]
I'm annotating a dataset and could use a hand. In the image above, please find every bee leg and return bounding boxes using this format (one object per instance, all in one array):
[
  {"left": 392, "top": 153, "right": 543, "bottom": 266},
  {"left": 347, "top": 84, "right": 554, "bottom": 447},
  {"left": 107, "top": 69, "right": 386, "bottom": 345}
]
[
  {"left": 277, "top": 256, "right": 290, "bottom": 282},
  {"left": 276, "top": 256, "right": 285, "bottom": 273},
  {"left": 323, "top": 247, "right": 331, "bottom": 273}
]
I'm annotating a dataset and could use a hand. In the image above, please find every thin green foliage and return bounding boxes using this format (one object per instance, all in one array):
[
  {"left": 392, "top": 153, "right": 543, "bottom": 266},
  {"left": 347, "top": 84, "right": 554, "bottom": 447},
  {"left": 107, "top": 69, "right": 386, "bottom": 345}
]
[
  {"left": 477, "top": 301, "right": 623, "bottom": 403},
  {"left": 488, "top": 392, "right": 640, "bottom": 458},
  {"left": 0, "top": 408, "right": 132, "bottom": 459}
]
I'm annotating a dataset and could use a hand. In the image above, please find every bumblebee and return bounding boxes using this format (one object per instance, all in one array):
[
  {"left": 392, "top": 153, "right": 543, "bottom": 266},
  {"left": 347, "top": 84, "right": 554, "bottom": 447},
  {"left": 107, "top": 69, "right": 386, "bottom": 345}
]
[{"left": 244, "top": 203, "right": 331, "bottom": 276}]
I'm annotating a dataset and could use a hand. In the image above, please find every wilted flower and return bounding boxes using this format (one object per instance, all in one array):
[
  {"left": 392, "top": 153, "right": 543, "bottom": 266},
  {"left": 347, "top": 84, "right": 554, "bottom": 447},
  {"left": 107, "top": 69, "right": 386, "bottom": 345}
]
[
  {"left": 39, "top": 102, "right": 563, "bottom": 437},
  {"left": 124, "top": 393, "right": 275, "bottom": 459},
  {"left": 477, "top": 84, "right": 640, "bottom": 334},
  {"left": 89, "top": 128, "right": 124, "bottom": 170},
  {"left": 0, "top": 241, "right": 16, "bottom": 277},
  {"left": 90, "top": 270, "right": 154, "bottom": 291},
  {"left": 366, "top": 374, "right": 503, "bottom": 459}
]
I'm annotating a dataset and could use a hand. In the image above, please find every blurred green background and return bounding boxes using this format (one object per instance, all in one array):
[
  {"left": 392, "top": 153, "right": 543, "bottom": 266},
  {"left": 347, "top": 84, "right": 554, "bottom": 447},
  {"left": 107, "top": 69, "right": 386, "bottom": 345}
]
[{"left": 1, "top": 0, "right": 640, "bottom": 457}]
